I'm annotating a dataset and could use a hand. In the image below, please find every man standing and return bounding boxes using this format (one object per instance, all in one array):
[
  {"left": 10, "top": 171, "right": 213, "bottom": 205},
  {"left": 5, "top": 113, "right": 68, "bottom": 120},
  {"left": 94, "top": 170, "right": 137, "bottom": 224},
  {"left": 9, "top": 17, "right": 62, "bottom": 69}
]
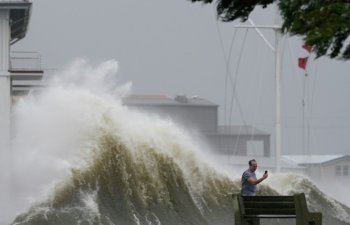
[{"left": 241, "top": 159, "right": 268, "bottom": 196}]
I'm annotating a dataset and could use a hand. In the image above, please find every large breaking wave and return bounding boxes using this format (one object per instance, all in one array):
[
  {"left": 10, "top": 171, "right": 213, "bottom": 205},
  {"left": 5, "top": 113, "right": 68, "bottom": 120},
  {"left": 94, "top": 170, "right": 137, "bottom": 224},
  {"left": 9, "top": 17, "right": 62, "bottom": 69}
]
[{"left": 9, "top": 60, "right": 350, "bottom": 225}]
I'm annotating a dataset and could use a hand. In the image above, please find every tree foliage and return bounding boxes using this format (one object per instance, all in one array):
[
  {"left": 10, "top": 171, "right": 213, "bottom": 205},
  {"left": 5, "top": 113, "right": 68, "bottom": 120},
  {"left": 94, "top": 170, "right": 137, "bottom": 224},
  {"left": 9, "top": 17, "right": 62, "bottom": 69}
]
[{"left": 189, "top": 0, "right": 350, "bottom": 59}]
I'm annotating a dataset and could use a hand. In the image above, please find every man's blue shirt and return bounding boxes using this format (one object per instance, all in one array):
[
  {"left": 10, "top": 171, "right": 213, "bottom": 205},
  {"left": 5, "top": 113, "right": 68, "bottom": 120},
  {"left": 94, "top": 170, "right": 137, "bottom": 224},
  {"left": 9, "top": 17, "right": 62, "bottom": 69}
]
[{"left": 241, "top": 169, "right": 257, "bottom": 196}]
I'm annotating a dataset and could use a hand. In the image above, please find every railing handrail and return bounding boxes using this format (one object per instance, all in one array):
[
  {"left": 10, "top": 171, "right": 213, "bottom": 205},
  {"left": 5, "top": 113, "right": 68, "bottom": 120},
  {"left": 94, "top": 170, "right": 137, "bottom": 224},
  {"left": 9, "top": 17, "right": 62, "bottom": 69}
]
[{"left": 10, "top": 50, "right": 42, "bottom": 70}]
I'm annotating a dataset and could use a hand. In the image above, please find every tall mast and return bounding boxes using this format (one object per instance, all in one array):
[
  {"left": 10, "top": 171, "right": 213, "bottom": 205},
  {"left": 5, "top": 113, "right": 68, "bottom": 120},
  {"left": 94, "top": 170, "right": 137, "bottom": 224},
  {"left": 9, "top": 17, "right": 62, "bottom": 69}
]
[
  {"left": 274, "top": 27, "right": 284, "bottom": 173},
  {"left": 233, "top": 3, "right": 284, "bottom": 173},
  {"left": 274, "top": 2, "right": 284, "bottom": 173}
]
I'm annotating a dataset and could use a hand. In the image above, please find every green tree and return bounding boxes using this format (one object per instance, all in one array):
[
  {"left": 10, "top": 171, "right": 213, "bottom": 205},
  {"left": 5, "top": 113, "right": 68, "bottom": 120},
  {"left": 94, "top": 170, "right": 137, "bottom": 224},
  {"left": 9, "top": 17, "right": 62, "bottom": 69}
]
[{"left": 189, "top": 0, "right": 350, "bottom": 59}]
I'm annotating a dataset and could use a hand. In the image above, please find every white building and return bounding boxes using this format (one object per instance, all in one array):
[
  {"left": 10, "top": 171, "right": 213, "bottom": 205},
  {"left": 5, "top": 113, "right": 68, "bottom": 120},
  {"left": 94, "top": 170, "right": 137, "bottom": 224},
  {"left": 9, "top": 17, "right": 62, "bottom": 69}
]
[{"left": 283, "top": 154, "right": 350, "bottom": 183}]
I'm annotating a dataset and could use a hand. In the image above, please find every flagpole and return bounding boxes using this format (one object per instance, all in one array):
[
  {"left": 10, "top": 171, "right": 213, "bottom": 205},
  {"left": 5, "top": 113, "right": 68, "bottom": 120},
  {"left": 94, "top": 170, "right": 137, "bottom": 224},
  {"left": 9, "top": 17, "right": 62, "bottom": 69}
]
[
  {"left": 302, "top": 72, "right": 306, "bottom": 155},
  {"left": 298, "top": 47, "right": 311, "bottom": 156}
]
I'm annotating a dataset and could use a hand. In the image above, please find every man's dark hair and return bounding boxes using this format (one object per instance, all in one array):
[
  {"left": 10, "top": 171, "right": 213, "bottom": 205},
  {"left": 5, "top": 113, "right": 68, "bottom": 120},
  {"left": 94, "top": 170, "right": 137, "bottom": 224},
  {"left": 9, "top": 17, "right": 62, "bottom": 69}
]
[{"left": 249, "top": 159, "right": 256, "bottom": 166}]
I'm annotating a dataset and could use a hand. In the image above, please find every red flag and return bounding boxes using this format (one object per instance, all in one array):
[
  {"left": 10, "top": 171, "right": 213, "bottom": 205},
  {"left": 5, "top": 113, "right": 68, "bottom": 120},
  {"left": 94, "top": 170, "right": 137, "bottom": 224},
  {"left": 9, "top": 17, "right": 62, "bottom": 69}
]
[
  {"left": 302, "top": 44, "right": 312, "bottom": 52},
  {"left": 298, "top": 57, "right": 308, "bottom": 70}
]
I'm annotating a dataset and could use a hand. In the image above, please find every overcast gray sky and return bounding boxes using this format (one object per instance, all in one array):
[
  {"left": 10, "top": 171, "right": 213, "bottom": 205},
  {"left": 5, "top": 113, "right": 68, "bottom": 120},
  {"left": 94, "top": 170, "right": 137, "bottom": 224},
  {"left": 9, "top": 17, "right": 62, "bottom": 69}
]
[{"left": 13, "top": 0, "right": 350, "bottom": 155}]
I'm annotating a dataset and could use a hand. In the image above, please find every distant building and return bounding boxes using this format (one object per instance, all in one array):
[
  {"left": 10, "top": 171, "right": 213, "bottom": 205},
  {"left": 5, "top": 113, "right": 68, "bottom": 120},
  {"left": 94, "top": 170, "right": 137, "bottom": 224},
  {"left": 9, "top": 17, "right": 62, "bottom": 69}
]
[
  {"left": 123, "top": 94, "right": 271, "bottom": 157},
  {"left": 283, "top": 154, "right": 350, "bottom": 182}
]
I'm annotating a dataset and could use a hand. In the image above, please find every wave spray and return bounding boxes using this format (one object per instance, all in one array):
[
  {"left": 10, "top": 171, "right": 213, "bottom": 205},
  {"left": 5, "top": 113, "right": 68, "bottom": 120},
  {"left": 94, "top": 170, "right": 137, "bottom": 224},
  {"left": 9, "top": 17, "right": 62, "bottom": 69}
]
[{"left": 8, "top": 60, "right": 350, "bottom": 225}]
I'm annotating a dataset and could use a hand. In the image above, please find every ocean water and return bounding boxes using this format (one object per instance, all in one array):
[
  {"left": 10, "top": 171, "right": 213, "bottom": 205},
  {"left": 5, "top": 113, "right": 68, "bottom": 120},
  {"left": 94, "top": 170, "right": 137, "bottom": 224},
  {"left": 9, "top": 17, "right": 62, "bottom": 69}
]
[{"left": 8, "top": 60, "right": 350, "bottom": 225}]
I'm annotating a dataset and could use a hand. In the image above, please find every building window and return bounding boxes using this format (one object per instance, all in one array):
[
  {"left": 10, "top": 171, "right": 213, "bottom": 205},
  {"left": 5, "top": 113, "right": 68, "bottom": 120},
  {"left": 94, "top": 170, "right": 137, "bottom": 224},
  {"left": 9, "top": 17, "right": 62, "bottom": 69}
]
[
  {"left": 335, "top": 165, "right": 349, "bottom": 176},
  {"left": 335, "top": 165, "right": 342, "bottom": 176},
  {"left": 343, "top": 165, "right": 349, "bottom": 176}
]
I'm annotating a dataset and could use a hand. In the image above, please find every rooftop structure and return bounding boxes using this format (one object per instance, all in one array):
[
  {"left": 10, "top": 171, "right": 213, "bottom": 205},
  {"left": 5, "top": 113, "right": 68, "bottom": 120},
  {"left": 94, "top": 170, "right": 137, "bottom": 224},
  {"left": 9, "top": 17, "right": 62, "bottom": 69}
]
[{"left": 124, "top": 94, "right": 217, "bottom": 106}]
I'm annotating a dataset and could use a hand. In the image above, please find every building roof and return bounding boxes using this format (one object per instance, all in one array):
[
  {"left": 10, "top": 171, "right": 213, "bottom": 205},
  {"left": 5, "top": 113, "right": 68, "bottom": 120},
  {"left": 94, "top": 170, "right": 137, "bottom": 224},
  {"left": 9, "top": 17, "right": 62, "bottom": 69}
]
[
  {"left": 283, "top": 154, "right": 350, "bottom": 166},
  {"left": 123, "top": 94, "right": 218, "bottom": 107},
  {"left": 0, "top": 0, "right": 32, "bottom": 44}
]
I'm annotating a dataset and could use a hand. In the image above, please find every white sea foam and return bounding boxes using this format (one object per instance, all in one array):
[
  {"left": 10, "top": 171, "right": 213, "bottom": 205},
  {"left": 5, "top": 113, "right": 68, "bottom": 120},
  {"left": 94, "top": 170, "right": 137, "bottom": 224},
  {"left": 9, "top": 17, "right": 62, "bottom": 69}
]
[
  {"left": 9, "top": 59, "right": 218, "bottom": 223},
  {"left": 9, "top": 59, "right": 130, "bottom": 222},
  {"left": 79, "top": 189, "right": 101, "bottom": 223}
]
